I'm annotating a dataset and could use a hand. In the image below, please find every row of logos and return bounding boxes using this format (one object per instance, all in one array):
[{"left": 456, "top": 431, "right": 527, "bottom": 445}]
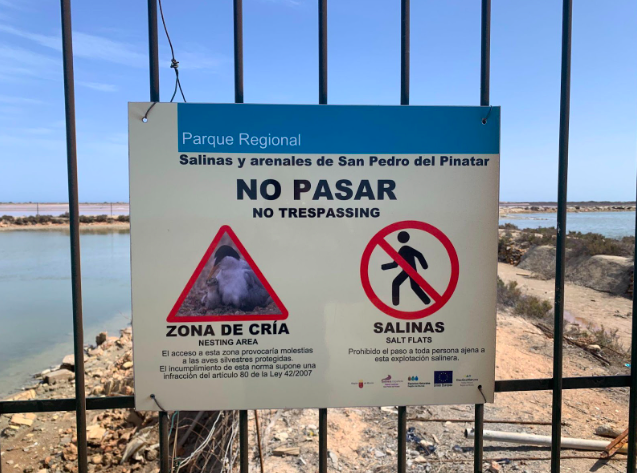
[{"left": 353, "top": 372, "right": 479, "bottom": 389}]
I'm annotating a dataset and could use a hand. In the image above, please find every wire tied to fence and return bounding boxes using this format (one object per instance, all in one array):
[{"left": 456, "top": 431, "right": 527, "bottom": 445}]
[
  {"left": 481, "top": 105, "right": 493, "bottom": 125},
  {"left": 158, "top": 0, "right": 187, "bottom": 103},
  {"left": 150, "top": 393, "right": 167, "bottom": 411},
  {"left": 142, "top": 102, "right": 157, "bottom": 122},
  {"left": 478, "top": 385, "right": 487, "bottom": 403}
]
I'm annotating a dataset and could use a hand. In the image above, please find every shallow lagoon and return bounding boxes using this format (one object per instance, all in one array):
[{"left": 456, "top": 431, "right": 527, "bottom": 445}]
[{"left": 0, "top": 229, "right": 131, "bottom": 396}]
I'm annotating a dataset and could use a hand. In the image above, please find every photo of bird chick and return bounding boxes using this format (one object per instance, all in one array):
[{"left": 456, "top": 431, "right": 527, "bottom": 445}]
[
  {"left": 201, "top": 276, "right": 221, "bottom": 310},
  {"left": 176, "top": 234, "right": 279, "bottom": 317}
]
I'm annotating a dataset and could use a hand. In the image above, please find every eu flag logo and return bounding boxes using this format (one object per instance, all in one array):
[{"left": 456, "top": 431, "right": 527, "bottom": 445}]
[{"left": 434, "top": 371, "right": 453, "bottom": 385}]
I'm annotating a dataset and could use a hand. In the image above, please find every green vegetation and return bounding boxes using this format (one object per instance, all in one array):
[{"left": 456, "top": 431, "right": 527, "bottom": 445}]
[
  {"left": 497, "top": 277, "right": 630, "bottom": 363},
  {"left": 496, "top": 278, "right": 553, "bottom": 319},
  {"left": 499, "top": 223, "right": 634, "bottom": 258},
  {"left": 1, "top": 213, "right": 130, "bottom": 225}
]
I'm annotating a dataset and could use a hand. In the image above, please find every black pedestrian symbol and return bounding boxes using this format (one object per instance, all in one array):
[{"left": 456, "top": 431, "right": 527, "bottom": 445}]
[{"left": 381, "top": 231, "right": 431, "bottom": 306}]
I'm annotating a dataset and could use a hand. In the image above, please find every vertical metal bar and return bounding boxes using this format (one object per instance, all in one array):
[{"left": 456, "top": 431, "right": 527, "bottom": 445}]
[
  {"left": 60, "top": 2, "right": 87, "bottom": 473},
  {"left": 234, "top": 1, "right": 247, "bottom": 469},
  {"left": 398, "top": 3, "right": 410, "bottom": 472},
  {"left": 319, "top": 408, "right": 328, "bottom": 473},
  {"left": 551, "top": 0, "right": 573, "bottom": 471},
  {"left": 400, "top": 0, "right": 410, "bottom": 105},
  {"left": 318, "top": 1, "right": 328, "bottom": 471},
  {"left": 233, "top": 0, "right": 244, "bottom": 104},
  {"left": 627, "top": 162, "right": 637, "bottom": 466},
  {"left": 397, "top": 406, "right": 407, "bottom": 473},
  {"left": 474, "top": 404, "right": 484, "bottom": 472},
  {"left": 480, "top": 0, "right": 491, "bottom": 108},
  {"left": 254, "top": 411, "right": 265, "bottom": 473},
  {"left": 148, "top": 1, "right": 164, "bottom": 470},
  {"left": 319, "top": 0, "right": 327, "bottom": 105},
  {"left": 240, "top": 410, "right": 249, "bottom": 472},
  {"left": 147, "top": 0, "right": 160, "bottom": 102},
  {"left": 159, "top": 411, "right": 169, "bottom": 473},
  {"left": 474, "top": 3, "right": 491, "bottom": 472}
]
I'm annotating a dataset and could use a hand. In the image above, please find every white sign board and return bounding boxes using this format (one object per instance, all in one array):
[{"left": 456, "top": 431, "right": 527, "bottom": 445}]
[{"left": 129, "top": 103, "right": 500, "bottom": 411}]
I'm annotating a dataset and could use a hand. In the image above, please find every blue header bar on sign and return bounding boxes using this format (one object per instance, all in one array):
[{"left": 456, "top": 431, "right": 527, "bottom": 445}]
[{"left": 177, "top": 103, "right": 500, "bottom": 154}]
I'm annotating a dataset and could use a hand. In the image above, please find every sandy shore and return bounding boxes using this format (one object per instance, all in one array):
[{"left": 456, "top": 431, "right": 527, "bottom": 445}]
[
  {"left": 498, "top": 262, "right": 633, "bottom": 347},
  {"left": 500, "top": 204, "right": 635, "bottom": 215}
]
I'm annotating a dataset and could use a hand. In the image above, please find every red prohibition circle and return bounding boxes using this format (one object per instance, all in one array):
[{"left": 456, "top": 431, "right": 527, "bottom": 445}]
[{"left": 360, "top": 220, "right": 460, "bottom": 320}]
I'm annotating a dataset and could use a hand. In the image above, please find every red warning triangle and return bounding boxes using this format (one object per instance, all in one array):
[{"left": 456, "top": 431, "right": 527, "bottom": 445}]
[{"left": 166, "top": 225, "right": 288, "bottom": 323}]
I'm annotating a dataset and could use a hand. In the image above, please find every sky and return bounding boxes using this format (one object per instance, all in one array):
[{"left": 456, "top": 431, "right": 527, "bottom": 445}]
[{"left": 1, "top": 0, "right": 636, "bottom": 203}]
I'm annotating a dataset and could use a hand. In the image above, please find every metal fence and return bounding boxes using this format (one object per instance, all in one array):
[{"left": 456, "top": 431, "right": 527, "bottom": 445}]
[{"left": 0, "top": 1, "right": 636, "bottom": 473}]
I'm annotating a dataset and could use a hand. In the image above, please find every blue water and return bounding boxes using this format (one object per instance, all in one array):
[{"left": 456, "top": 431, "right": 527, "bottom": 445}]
[
  {"left": 0, "top": 229, "right": 131, "bottom": 396},
  {"left": 500, "top": 211, "right": 636, "bottom": 239}
]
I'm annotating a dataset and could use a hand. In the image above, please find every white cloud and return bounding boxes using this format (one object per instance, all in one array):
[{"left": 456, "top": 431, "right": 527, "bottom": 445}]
[
  {"left": 0, "top": 95, "right": 43, "bottom": 104},
  {"left": 0, "top": 24, "right": 147, "bottom": 67},
  {"left": 0, "top": 44, "right": 60, "bottom": 81},
  {"left": 78, "top": 81, "right": 118, "bottom": 93}
]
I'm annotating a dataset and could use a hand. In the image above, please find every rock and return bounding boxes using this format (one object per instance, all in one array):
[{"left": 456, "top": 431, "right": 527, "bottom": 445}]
[
  {"left": 145, "top": 449, "right": 158, "bottom": 462},
  {"left": 305, "top": 424, "right": 318, "bottom": 436},
  {"left": 63, "top": 444, "right": 78, "bottom": 462},
  {"left": 2, "top": 427, "right": 17, "bottom": 438},
  {"left": 380, "top": 406, "right": 398, "bottom": 414},
  {"left": 274, "top": 431, "right": 289, "bottom": 441},
  {"left": 125, "top": 411, "right": 143, "bottom": 427},
  {"left": 63, "top": 462, "right": 77, "bottom": 473},
  {"left": 88, "top": 347, "right": 103, "bottom": 357},
  {"left": 567, "top": 255, "right": 633, "bottom": 296},
  {"left": 122, "top": 362, "right": 133, "bottom": 370},
  {"left": 586, "top": 344, "right": 602, "bottom": 353},
  {"left": 96, "top": 332, "right": 108, "bottom": 346},
  {"left": 10, "top": 413, "right": 37, "bottom": 427},
  {"left": 413, "top": 456, "right": 428, "bottom": 464},
  {"left": 489, "top": 461, "right": 501, "bottom": 472},
  {"left": 328, "top": 450, "right": 338, "bottom": 467},
  {"left": 419, "top": 440, "right": 432, "bottom": 449},
  {"left": 45, "top": 369, "right": 74, "bottom": 385},
  {"left": 518, "top": 246, "right": 558, "bottom": 279},
  {"left": 452, "top": 445, "right": 463, "bottom": 453},
  {"left": 61, "top": 354, "right": 86, "bottom": 371},
  {"left": 595, "top": 424, "right": 622, "bottom": 438},
  {"left": 91, "top": 455, "right": 103, "bottom": 465},
  {"left": 87, "top": 425, "right": 106, "bottom": 444},
  {"left": 102, "top": 453, "right": 113, "bottom": 467},
  {"left": 374, "top": 450, "right": 386, "bottom": 458},
  {"left": 273, "top": 446, "right": 300, "bottom": 457},
  {"left": 5, "top": 389, "right": 36, "bottom": 401},
  {"left": 519, "top": 246, "right": 634, "bottom": 296}
]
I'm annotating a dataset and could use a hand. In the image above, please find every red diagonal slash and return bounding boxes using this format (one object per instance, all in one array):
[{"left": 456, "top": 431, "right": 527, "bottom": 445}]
[{"left": 377, "top": 238, "right": 442, "bottom": 302}]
